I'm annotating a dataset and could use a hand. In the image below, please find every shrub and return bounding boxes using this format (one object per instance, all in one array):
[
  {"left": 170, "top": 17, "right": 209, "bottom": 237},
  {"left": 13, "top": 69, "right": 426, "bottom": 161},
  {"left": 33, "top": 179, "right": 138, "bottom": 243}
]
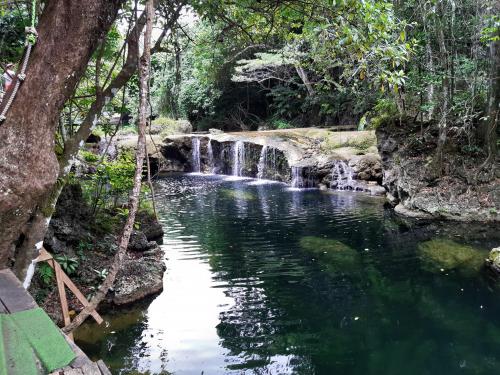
[
  {"left": 154, "top": 117, "right": 192, "bottom": 137},
  {"left": 271, "top": 118, "right": 294, "bottom": 130},
  {"left": 79, "top": 150, "right": 99, "bottom": 163}
]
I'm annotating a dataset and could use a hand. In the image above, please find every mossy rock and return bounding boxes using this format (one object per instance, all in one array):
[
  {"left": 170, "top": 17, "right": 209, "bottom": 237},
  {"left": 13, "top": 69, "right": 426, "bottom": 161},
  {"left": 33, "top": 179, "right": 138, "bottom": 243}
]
[
  {"left": 417, "top": 238, "right": 487, "bottom": 276},
  {"left": 299, "top": 236, "right": 360, "bottom": 272},
  {"left": 221, "top": 189, "right": 256, "bottom": 201}
]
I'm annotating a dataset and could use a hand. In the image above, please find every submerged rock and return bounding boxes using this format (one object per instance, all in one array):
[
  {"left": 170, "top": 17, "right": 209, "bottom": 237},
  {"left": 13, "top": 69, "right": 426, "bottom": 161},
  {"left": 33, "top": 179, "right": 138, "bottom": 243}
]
[
  {"left": 221, "top": 189, "right": 256, "bottom": 201},
  {"left": 417, "top": 239, "right": 487, "bottom": 276},
  {"left": 299, "top": 236, "right": 360, "bottom": 271}
]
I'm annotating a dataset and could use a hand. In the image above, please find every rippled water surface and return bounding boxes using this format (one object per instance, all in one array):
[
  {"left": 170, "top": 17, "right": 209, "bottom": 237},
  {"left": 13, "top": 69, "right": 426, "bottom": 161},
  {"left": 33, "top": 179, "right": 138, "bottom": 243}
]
[{"left": 76, "top": 174, "right": 500, "bottom": 375}]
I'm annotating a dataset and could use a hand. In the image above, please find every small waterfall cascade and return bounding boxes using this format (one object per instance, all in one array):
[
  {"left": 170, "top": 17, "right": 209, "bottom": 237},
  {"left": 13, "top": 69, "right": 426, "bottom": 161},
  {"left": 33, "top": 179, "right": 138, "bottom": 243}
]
[
  {"left": 257, "top": 146, "right": 268, "bottom": 179},
  {"left": 232, "top": 141, "right": 246, "bottom": 176},
  {"left": 207, "top": 139, "right": 215, "bottom": 173},
  {"left": 270, "top": 148, "right": 277, "bottom": 174},
  {"left": 332, "top": 160, "right": 355, "bottom": 190},
  {"left": 191, "top": 137, "right": 201, "bottom": 173},
  {"left": 291, "top": 167, "right": 314, "bottom": 188}
]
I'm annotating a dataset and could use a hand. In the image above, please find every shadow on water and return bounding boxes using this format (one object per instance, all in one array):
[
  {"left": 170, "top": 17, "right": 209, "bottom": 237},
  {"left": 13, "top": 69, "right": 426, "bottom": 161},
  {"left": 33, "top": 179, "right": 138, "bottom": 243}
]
[{"left": 76, "top": 174, "right": 500, "bottom": 375}]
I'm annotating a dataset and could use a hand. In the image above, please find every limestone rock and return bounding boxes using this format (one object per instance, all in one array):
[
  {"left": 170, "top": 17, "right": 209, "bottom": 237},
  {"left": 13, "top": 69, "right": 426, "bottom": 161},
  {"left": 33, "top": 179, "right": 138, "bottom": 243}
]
[
  {"left": 127, "top": 230, "right": 156, "bottom": 252},
  {"left": 113, "top": 252, "right": 165, "bottom": 305},
  {"left": 486, "top": 247, "right": 500, "bottom": 274}
]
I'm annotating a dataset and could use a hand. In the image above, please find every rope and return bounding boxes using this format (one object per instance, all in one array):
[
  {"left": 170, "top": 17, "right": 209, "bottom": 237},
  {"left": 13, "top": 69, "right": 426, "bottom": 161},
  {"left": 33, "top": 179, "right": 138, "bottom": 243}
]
[{"left": 0, "top": 0, "right": 37, "bottom": 123}]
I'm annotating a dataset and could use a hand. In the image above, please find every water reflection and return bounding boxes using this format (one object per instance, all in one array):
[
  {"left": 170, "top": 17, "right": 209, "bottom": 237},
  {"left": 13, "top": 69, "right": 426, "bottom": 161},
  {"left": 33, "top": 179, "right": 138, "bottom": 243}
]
[{"left": 76, "top": 174, "right": 500, "bottom": 375}]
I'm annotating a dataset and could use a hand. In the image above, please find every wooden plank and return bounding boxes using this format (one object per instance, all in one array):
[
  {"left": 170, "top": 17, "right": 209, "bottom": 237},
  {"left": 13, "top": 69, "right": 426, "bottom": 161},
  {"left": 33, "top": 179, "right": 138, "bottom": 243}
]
[
  {"left": 40, "top": 249, "right": 103, "bottom": 325},
  {"left": 53, "top": 260, "right": 73, "bottom": 341},
  {"left": 35, "top": 252, "right": 53, "bottom": 263},
  {"left": 0, "top": 269, "right": 37, "bottom": 313},
  {"left": 97, "top": 360, "right": 112, "bottom": 375},
  {"left": 59, "top": 271, "right": 103, "bottom": 325}
]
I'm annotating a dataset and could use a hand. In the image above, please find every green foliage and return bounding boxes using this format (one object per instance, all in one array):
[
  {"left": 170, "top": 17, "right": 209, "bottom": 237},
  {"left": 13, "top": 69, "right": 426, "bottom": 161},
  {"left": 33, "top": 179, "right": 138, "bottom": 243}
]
[
  {"left": 153, "top": 117, "right": 192, "bottom": 137},
  {"left": 77, "top": 241, "right": 93, "bottom": 260},
  {"left": 369, "top": 98, "right": 399, "bottom": 129},
  {"left": 81, "top": 151, "right": 136, "bottom": 212},
  {"left": 79, "top": 150, "right": 100, "bottom": 163},
  {"left": 271, "top": 118, "right": 294, "bottom": 130},
  {"left": 54, "top": 255, "right": 79, "bottom": 276},
  {"left": 93, "top": 268, "right": 109, "bottom": 282},
  {"left": 37, "top": 263, "right": 55, "bottom": 286},
  {"left": 0, "top": 6, "right": 27, "bottom": 63},
  {"left": 481, "top": 15, "right": 500, "bottom": 43}
]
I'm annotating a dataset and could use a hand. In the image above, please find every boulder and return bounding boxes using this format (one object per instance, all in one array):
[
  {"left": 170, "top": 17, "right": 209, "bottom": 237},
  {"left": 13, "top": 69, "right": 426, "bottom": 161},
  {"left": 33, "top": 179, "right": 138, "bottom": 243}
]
[
  {"left": 112, "top": 252, "right": 165, "bottom": 305},
  {"left": 349, "top": 153, "right": 382, "bottom": 181},
  {"left": 486, "top": 247, "right": 500, "bottom": 274},
  {"left": 136, "top": 211, "right": 164, "bottom": 242},
  {"left": 127, "top": 230, "right": 154, "bottom": 252}
]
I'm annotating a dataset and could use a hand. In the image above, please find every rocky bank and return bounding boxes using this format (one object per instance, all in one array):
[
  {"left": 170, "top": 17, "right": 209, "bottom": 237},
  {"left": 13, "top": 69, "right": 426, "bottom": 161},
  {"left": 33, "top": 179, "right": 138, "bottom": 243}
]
[
  {"left": 377, "top": 120, "right": 500, "bottom": 222},
  {"left": 30, "top": 184, "right": 165, "bottom": 324}
]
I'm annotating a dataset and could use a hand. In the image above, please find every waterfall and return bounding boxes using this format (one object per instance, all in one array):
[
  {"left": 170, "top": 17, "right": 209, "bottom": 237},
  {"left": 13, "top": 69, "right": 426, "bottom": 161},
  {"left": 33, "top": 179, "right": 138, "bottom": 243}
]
[
  {"left": 232, "top": 141, "right": 246, "bottom": 176},
  {"left": 257, "top": 146, "right": 268, "bottom": 179},
  {"left": 191, "top": 138, "right": 201, "bottom": 173},
  {"left": 207, "top": 139, "right": 215, "bottom": 173},
  {"left": 291, "top": 167, "right": 314, "bottom": 188},
  {"left": 332, "top": 160, "right": 355, "bottom": 190},
  {"left": 270, "top": 148, "right": 277, "bottom": 176}
]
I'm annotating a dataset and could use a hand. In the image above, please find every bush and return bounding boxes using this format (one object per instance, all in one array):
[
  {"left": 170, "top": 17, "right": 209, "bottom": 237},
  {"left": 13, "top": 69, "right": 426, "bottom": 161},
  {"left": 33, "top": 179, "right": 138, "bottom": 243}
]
[
  {"left": 153, "top": 117, "right": 192, "bottom": 137},
  {"left": 271, "top": 118, "right": 294, "bottom": 130},
  {"left": 368, "top": 98, "right": 399, "bottom": 129},
  {"left": 79, "top": 150, "right": 99, "bottom": 163}
]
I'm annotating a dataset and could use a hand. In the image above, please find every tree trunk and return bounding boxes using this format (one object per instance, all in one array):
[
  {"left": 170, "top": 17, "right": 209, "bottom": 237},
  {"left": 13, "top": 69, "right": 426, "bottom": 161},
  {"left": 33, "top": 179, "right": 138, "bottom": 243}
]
[
  {"left": 433, "top": 4, "right": 450, "bottom": 175},
  {"left": 295, "top": 65, "right": 315, "bottom": 96},
  {"left": 63, "top": 0, "right": 154, "bottom": 334},
  {"left": 482, "top": 38, "right": 499, "bottom": 163},
  {"left": 0, "top": 0, "right": 122, "bottom": 269}
]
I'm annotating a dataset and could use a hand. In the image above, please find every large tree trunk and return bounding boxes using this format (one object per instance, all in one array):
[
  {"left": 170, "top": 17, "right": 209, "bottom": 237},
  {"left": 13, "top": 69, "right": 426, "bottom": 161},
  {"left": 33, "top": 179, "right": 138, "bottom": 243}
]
[{"left": 0, "top": 0, "right": 123, "bottom": 269}]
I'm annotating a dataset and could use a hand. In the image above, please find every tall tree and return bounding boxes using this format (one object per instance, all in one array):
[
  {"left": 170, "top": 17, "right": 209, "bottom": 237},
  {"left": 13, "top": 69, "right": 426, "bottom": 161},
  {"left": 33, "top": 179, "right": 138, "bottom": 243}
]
[{"left": 0, "top": 0, "right": 123, "bottom": 268}]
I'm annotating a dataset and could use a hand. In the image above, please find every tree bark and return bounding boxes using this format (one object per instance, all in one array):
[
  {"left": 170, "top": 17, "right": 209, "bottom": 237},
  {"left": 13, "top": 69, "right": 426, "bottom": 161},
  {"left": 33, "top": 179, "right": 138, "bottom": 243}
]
[
  {"left": 0, "top": 0, "right": 123, "bottom": 268},
  {"left": 63, "top": 0, "right": 154, "bottom": 334},
  {"left": 295, "top": 65, "right": 315, "bottom": 96}
]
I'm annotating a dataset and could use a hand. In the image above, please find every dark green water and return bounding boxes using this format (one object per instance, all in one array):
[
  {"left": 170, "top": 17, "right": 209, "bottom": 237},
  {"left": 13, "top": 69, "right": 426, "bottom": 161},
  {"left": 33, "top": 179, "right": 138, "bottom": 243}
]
[{"left": 76, "top": 174, "right": 500, "bottom": 375}]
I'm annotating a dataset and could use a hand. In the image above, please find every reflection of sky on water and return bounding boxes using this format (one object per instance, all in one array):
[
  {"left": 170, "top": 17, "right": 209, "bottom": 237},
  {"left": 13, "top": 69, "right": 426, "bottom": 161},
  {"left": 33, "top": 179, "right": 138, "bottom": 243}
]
[
  {"left": 136, "top": 233, "right": 234, "bottom": 374},
  {"left": 134, "top": 226, "right": 303, "bottom": 374}
]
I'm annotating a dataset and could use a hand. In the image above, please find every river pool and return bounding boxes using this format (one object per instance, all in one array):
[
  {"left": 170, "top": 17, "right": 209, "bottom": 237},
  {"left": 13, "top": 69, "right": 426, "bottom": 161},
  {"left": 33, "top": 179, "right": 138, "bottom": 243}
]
[{"left": 76, "top": 174, "right": 500, "bottom": 375}]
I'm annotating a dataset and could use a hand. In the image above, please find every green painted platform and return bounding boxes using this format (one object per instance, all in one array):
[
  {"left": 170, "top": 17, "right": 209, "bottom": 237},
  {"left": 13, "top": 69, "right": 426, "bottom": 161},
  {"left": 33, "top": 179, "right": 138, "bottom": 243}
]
[{"left": 0, "top": 269, "right": 76, "bottom": 375}]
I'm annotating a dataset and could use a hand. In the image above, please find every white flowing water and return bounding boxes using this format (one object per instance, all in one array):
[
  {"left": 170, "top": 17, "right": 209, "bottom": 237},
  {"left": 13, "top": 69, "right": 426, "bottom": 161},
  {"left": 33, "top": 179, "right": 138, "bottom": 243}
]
[
  {"left": 192, "top": 138, "right": 201, "bottom": 173},
  {"left": 332, "top": 160, "right": 354, "bottom": 190},
  {"left": 232, "top": 141, "right": 246, "bottom": 177},
  {"left": 207, "top": 140, "right": 215, "bottom": 173},
  {"left": 291, "top": 166, "right": 314, "bottom": 189},
  {"left": 257, "top": 146, "right": 268, "bottom": 179}
]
